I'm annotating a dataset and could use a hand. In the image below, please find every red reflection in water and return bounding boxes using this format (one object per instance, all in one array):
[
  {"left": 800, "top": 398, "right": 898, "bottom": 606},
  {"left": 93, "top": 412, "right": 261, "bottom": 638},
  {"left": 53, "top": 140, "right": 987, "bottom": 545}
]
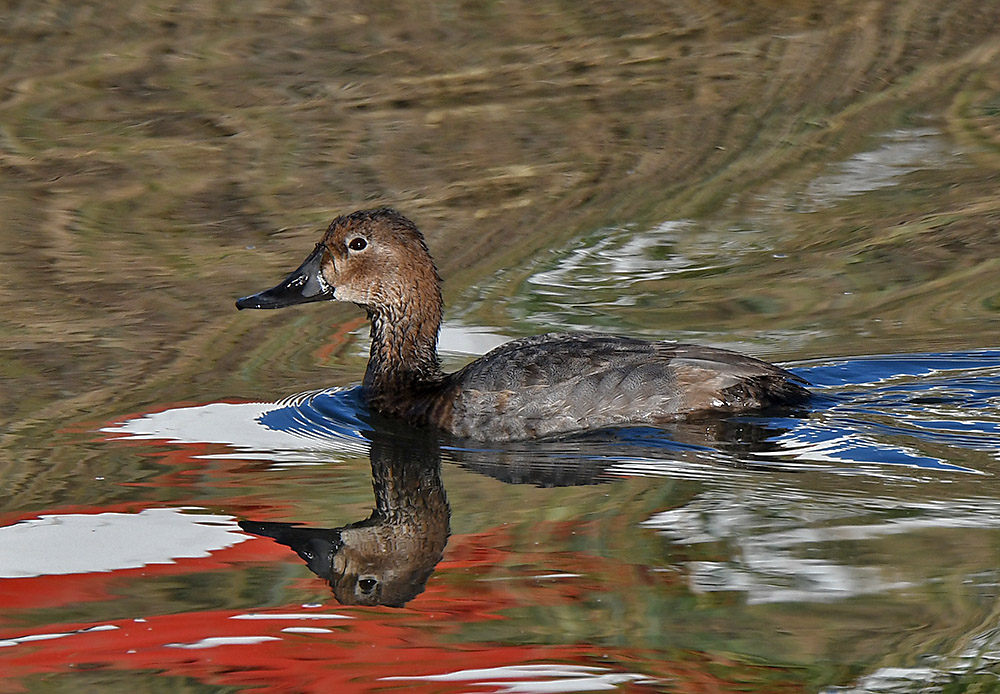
[{"left": 0, "top": 524, "right": 806, "bottom": 693}]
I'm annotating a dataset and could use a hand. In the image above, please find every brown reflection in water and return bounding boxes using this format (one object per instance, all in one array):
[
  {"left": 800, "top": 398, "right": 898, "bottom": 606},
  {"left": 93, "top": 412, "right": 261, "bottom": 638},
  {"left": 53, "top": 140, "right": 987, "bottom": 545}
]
[
  {"left": 240, "top": 430, "right": 449, "bottom": 607},
  {"left": 448, "top": 413, "right": 808, "bottom": 486},
  {"left": 235, "top": 409, "right": 805, "bottom": 606}
]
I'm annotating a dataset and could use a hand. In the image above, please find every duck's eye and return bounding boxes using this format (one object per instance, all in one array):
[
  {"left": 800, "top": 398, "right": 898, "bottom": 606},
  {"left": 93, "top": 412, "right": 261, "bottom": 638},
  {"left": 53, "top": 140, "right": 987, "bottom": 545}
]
[{"left": 348, "top": 237, "right": 367, "bottom": 252}]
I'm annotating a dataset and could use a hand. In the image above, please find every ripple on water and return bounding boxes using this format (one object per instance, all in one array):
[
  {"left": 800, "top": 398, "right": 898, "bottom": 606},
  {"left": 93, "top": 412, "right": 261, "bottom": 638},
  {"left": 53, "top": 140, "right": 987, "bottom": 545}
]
[{"left": 498, "top": 218, "right": 773, "bottom": 336}]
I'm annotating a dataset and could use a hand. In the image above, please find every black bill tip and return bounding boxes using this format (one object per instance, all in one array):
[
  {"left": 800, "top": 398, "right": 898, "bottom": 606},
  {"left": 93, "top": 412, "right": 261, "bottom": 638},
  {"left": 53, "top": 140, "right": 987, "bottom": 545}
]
[
  {"left": 234, "top": 244, "right": 332, "bottom": 311},
  {"left": 235, "top": 293, "right": 271, "bottom": 310}
]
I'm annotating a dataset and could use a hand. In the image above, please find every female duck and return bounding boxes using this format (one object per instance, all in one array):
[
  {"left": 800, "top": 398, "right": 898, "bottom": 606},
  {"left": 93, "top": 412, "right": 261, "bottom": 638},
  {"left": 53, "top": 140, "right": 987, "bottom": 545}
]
[{"left": 236, "top": 208, "right": 809, "bottom": 441}]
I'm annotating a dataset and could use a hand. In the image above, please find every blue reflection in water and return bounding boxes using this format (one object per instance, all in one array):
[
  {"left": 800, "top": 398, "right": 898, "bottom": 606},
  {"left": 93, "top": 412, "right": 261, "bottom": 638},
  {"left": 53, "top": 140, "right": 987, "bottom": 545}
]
[
  {"left": 768, "top": 349, "right": 1000, "bottom": 474},
  {"left": 797, "top": 351, "right": 1000, "bottom": 387}
]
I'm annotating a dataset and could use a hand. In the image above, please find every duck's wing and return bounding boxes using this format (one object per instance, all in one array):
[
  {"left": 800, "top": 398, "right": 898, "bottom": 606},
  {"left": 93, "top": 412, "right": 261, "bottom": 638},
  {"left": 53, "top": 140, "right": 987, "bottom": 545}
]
[{"left": 442, "top": 333, "right": 807, "bottom": 440}]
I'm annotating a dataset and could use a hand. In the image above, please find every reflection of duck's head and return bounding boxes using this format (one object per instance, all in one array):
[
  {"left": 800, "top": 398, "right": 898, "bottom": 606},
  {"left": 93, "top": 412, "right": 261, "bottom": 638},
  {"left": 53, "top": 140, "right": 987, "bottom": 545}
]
[
  {"left": 239, "top": 430, "right": 449, "bottom": 608},
  {"left": 237, "top": 207, "right": 809, "bottom": 441},
  {"left": 330, "top": 521, "right": 446, "bottom": 607},
  {"left": 239, "top": 516, "right": 447, "bottom": 608}
]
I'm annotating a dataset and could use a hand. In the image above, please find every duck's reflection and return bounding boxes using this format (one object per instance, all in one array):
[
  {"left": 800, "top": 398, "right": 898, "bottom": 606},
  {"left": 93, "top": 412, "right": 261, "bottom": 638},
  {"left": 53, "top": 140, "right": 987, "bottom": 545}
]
[
  {"left": 239, "top": 429, "right": 449, "bottom": 607},
  {"left": 447, "top": 414, "right": 805, "bottom": 485},
  {"left": 238, "top": 413, "right": 800, "bottom": 606}
]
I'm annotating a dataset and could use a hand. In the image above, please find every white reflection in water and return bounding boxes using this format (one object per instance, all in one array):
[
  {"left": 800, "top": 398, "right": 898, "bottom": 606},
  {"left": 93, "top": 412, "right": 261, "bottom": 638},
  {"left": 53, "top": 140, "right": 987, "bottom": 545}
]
[
  {"left": 643, "top": 492, "right": 1000, "bottom": 604},
  {"left": 0, "top": 624, "right": 119, "bottom": 649},
  {"left": 0, "top": 508, "right": 248, "bottom": 578},
  {"left": 825, "top": 621, "right": 1000, "bottom": 694},
  {"left": 800, "top": 127, "right": 961, "bottom": 210},
  {"left": 165, "top": 636, "right": 281, "bottom": 649},
  {"left": 101, "top": 388, "right": 370, "bottom": 465},
  {"left": 381, "top": 663, "right": 660, "bottom": 693}
]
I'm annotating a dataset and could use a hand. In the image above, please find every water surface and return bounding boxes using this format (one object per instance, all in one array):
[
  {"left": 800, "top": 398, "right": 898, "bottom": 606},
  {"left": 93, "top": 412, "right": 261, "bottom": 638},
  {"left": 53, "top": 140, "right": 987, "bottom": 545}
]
[{"left": 3, "top": 2, "right": 1000, "bottom": 693}]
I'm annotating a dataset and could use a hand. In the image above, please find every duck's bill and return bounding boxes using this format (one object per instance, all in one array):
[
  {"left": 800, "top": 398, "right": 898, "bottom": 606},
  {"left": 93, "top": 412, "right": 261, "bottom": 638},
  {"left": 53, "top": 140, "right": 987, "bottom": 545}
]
[{"left": 235, "top": 244, "right": 333, "bottom": 310}]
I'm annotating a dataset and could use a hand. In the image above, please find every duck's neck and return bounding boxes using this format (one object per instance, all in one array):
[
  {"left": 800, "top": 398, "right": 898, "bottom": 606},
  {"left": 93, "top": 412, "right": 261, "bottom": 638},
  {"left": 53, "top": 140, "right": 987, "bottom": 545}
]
[{"left": 363, "top": 302, "right": 444, "bottom": 412}]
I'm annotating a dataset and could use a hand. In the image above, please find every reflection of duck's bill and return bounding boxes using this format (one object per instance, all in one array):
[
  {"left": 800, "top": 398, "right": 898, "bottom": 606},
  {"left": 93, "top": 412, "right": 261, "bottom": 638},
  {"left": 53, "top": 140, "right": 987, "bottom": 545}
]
[
  {"left": 238, "top": 520, "right": 342, "bottom": 578},
  {"left": 236, "top": 243, "right": 332, "bottom": 310}
]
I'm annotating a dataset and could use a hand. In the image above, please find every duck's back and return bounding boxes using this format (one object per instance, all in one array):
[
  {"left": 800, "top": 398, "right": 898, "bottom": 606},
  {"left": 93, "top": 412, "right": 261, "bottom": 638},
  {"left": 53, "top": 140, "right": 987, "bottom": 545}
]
[{"left": 439, "top": 332, "right": 808, "bottom": 440}]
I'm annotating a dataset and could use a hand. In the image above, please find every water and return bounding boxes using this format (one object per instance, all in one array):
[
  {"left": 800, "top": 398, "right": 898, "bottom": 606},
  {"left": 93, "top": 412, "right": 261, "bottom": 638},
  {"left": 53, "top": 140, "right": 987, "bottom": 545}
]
[
  {"left": 4, "top": 2, "right": 1000, "bottom": 692},
  {"left": 9, "top": 347, "right": 999, "bottom": 693}
]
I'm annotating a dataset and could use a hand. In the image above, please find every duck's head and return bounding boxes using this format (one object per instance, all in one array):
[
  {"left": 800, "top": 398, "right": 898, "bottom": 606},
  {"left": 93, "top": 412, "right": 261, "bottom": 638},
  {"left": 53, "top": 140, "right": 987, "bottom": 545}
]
[{"left": 235, "top": 208, "right": 442, "bottom": 316}]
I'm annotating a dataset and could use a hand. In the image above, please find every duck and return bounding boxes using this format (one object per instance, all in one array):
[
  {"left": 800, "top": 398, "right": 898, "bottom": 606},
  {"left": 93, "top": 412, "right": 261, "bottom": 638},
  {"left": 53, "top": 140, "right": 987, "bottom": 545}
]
[{"left": 236, "top": 207, "right": 809, "bottom": 441}]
